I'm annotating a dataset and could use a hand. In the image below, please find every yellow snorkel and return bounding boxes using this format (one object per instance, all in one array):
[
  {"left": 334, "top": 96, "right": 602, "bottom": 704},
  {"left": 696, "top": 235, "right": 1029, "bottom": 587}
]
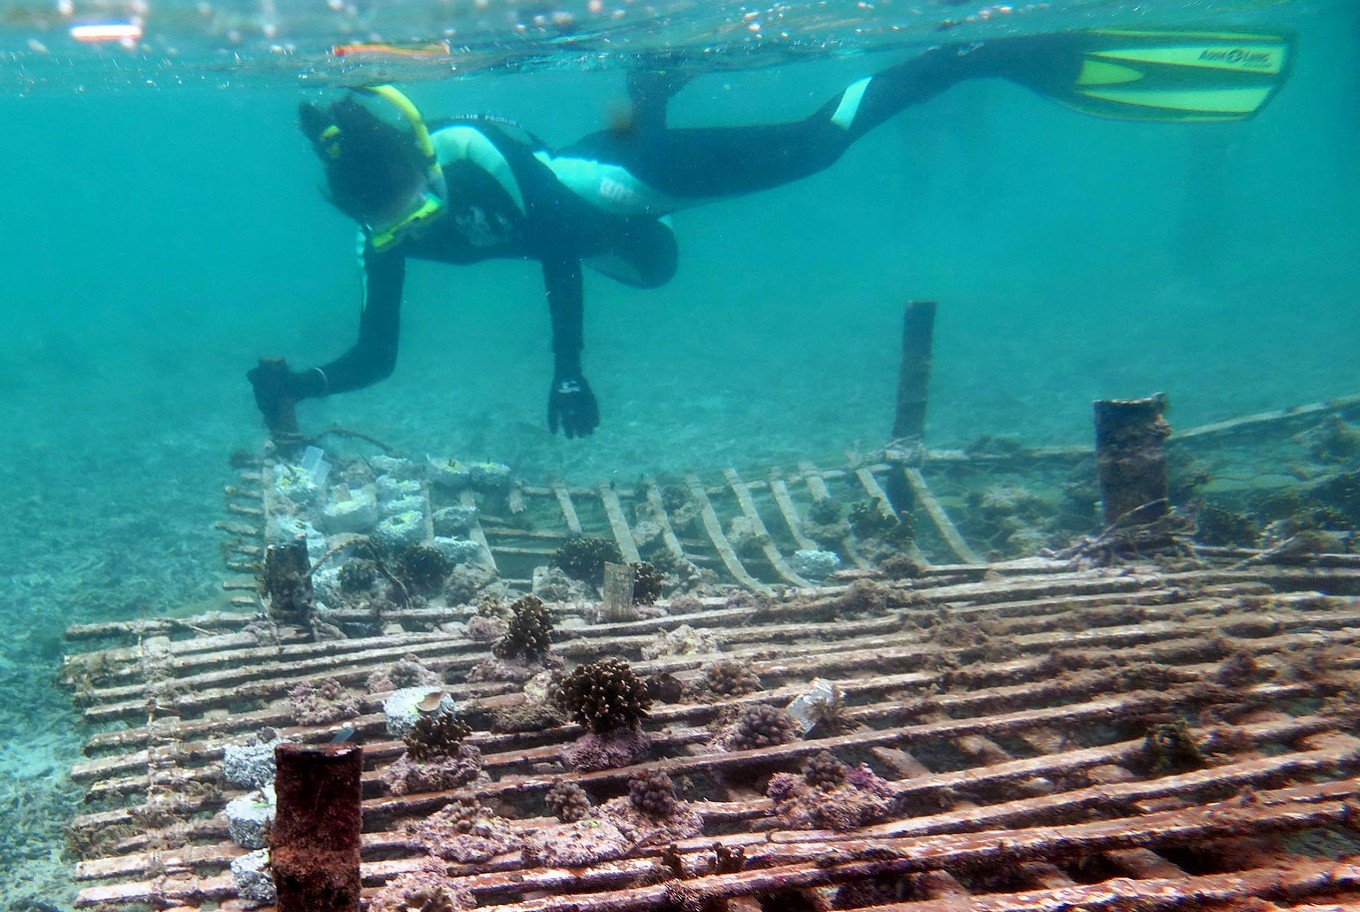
[{"left": 349, "top": 84, "right": 448, "bottom": 252}]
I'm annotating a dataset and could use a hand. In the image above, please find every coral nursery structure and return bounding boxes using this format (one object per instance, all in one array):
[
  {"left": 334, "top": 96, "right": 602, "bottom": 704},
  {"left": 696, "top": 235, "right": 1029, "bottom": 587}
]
[{"left": 57, "top": 397, "right": 1360, "bottom": 911}]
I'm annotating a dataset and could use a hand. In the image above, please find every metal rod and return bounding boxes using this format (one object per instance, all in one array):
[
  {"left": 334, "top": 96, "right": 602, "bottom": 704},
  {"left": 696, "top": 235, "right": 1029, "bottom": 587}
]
[
  {"left": 686, "top": 474, "right": 771, "bottom": 593},
  {"left": 725, "top": 468, "right": 813, "bottom": 588},
  {"left": 553, "top": 481, "right": 585, "bottom": 535},
  {"left": 901, "top": 467, "right": 980, "bottom": 565},
  {"left": 600, "top": 483, "right": 642, "bottom": 564}
]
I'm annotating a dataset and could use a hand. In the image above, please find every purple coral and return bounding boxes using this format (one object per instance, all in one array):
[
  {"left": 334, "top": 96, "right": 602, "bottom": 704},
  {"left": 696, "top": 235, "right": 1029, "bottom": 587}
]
[
  {"left": 766, "top": 762, "right": 896, "bottom": 832},
  {"left": 368, "top": 859, "right": 473, "bottom": 912},
  {"left": 381, "top": 743, "right": 485, "bottom": 796},
  {"left": 288, "top": 678, "right": 362, "bottom": 726}
]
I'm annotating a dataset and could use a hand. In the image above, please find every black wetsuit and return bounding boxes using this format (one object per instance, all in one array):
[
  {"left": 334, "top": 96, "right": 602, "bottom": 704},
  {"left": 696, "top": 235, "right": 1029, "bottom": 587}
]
[{"left": 284, "top": 42, "right": 1031, "bottom": 436}]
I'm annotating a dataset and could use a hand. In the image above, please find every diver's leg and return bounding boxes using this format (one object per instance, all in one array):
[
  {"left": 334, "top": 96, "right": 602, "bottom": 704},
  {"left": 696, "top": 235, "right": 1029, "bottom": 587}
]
[
  {"left": 626, "top": 70, "right": 693, "bottom": 132},
  {"left": 570, "top": 43, "right": 1008, "bottom": 200},
  {"left": 584, "top": 217, "right": 679, "bottom": 288}
]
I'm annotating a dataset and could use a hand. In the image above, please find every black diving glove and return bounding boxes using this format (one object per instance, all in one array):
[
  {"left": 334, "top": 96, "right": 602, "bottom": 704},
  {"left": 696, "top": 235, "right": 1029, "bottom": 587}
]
[
  {"left": 547, "top": 372, "right": 599, "bottom": 438},
  {"left": 248, "top": 357, "right": 322, "bottom": 436}
]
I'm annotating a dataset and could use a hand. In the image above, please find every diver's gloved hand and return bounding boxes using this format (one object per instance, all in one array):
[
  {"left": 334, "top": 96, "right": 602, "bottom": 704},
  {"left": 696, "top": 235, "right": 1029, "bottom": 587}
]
[
  {"left": 547, "top": 372, "right": 599, "bottom": 438},
  {"left": 247, "top": 357, "right": 318, "bottom": 437}
]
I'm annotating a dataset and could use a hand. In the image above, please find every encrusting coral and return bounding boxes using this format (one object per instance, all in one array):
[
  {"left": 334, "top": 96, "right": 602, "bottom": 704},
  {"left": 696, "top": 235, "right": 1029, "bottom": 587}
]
[
  {"left": 367, "top": 858, "right": 474, "bottom": 912},
  {"left": 367, "top": 653, "right": 442, "bottom": 693},
  {"left": 408, "top": 798, "right": 522, "bottom": 863},
  {"left": 766, "top": 762, "right": 896, "bottom": 831},
  {"left": 287, "top": 678, "right": 362, "bottom": 726},
  {"left": 493, "top": 595, "right": 554, "bottom": 661}
]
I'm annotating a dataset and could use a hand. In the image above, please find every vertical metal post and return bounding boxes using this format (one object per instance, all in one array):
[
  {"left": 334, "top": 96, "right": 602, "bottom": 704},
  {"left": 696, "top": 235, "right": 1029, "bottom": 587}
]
[
  {"left": 272, "top": 742, "right": 363, "bottom": 912},
  {"left": 893, "top": 300, "right": 937, "bottom": 441},
  {"left": 262, "top": 535, "right": 314, "bottom": 627},
  {"left": 1094, "top": 394, "right": 1171, "bottom": 527},
  {"left": 601, "top": 561, "right": 636, "bottom": 622}
]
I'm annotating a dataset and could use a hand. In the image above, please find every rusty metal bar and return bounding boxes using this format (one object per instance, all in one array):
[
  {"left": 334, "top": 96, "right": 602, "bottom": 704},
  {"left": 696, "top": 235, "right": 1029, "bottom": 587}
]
[
  {"left": 724, "top": 468, "right": 812, "bottom": 588},
  {"left": 902, "top": 466, "right": 982, "bottom": 564},
  {"left": 599, "top": 483, "right": 642, "bottom": 564},
  {"left": 552, "top": 481, "right": 584, "bottom": 536},
  {"left": 460, "top": 490, "right": 498, "bottom": 575},
  {"left": 799, "top": 460, "right": 871, "bottom": 569},
  {"left": 686, "top": 474, "right": 771, "bottom": 593},
  {"left": 643, "top": 480, "right": 687, "bottom": 563},
  {"left": 768, "top": 469, "right": 818, "bottom": 551},
  {"left": 1094, "top": 394, "right": 1170, "bottom": 527}
]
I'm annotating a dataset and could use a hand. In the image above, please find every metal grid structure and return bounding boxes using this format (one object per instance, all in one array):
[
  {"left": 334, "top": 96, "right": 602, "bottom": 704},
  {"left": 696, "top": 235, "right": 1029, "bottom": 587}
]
[
  {"left": 64, "top": 545, "right": 1360, "bottom": 910},
  {"left": 60, "top": 390, "right": 1360, "bottom": 911},
  {"left": 209, "top": 389, "right": 1359, "bottom": 592}
]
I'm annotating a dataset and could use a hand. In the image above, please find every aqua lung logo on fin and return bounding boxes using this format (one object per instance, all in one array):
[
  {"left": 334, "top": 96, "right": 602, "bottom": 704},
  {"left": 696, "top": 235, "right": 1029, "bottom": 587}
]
[{"left": 1199, "top": 47, "right": 1273, "bottom": 70}]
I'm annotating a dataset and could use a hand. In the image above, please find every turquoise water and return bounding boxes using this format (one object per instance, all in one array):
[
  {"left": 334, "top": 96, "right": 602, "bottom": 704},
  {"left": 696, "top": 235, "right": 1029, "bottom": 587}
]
[{"left": 1, "top": 0, "right": 1358, "bottom": 905}]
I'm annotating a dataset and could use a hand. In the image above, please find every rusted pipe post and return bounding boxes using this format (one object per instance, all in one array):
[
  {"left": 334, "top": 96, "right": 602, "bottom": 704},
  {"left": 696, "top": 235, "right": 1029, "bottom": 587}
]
[
  {"left": 261, "top": 535, "right": 314, "bottom": 627},
  {"left": 893, "top": 300, "right": 937, "bottom": 441},
  {"left": 272, "top": 742, "right": 363, "bottom": 912},
  {"left": 1094, "top": 394, "right": 1171, "bottom": 527}
]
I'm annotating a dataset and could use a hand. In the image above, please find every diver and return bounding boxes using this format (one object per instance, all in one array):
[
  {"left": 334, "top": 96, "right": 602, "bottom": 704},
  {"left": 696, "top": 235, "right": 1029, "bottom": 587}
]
[{"left": 249, "top": 28, "right": 1293, "bottom": 439}]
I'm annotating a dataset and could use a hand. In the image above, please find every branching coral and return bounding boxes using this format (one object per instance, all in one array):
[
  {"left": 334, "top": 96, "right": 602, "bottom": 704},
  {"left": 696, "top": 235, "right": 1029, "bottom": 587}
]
[
  {"left": 1140, "top": 720, "right": 1206, "bottom": 775},
  {"left": 552, "top": 536, "right": 623, "bottom": 586},
  {"left": 723, "top": 704, "right": 800, "bottom": 751},
  {"left": 849, "top": 500, "right": 915, "bottom": 545},
  {"left": 493, "top": 594, "right": 554, "bottom": 661},
  {"left": 802, "top": 751, "right": 849, "bottom": 789},
  {"left": 545, "top": 781, "right": 592, "bottom": 822},
  {"left": 404, "top": 712, "right": 473, "bottom": 763},
  {"left": 553, "top": 659, "right": 652, "bottom": 734},
  {"left": 338, "top": 558, "right": 377, "bottom": 592},
  {"left": 396, "top": 543, "right": 453, "bottom": 594},
  {"left": 700, "top": 659, "right": 761, "bottom": 698},
  {"left": 631, "top": 561, "right": 665, "bottom": 605},
  {"left": 628, "top": 769, "right": 679, "bottom": 818}
]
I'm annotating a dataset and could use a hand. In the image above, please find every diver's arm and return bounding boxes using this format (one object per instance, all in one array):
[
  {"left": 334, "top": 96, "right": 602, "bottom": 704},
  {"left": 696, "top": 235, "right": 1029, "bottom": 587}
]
[
  {"left": 247, "top": 245, "right": 405, "bottom": 431},
  {"left": 309, "top": 244, "right": 407, "bottom": 395},
  {"left": 542, "top": 257, "right": 599, "bottom": 438}
]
